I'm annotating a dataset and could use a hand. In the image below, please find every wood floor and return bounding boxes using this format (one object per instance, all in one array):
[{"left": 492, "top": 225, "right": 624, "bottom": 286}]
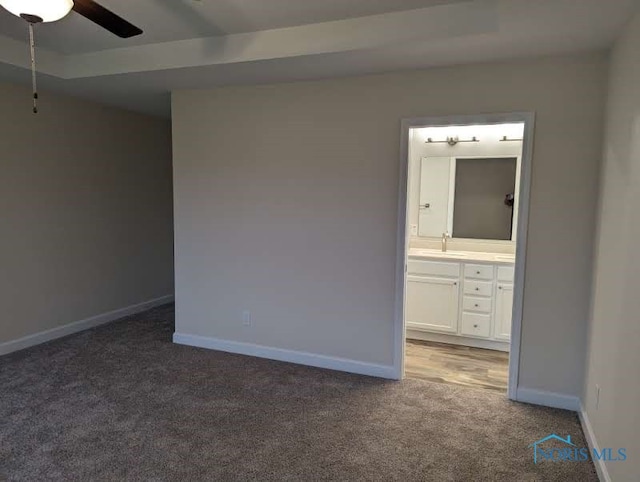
[{"left": 405, "top": 339, "right": 509, "bottom": 392}]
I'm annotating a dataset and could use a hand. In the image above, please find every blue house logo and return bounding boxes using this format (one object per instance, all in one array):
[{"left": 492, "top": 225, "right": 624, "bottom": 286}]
[
  {"left": 529, "top": 434, "right": 627, "bottom": 464},
  {"left": 529, "top": 434, "right": 577, "bottom": 464}
]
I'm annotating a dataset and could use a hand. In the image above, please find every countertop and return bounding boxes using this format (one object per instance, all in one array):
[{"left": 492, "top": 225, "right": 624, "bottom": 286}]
[{"left": 408, "top": 248, "right": 516, "bottom": 265}]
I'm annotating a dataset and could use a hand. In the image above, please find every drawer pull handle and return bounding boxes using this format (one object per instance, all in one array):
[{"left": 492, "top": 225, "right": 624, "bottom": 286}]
[
  {"left": 474, "top": 324, "right": 479, "bottom": 328},
  {"left": 475, "top": 304, "right": 479, "bottom": 307},
  {"left": 477, "top": 271, "right": 481, "bottom": 274},
  {"left": 475, "top": 288, "right": 479, "bottom": 291}
]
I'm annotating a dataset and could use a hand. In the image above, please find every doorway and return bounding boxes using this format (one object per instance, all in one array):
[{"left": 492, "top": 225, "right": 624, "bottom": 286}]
[{"left": 393, "top": 113, "right": 534, "bottom": 399}]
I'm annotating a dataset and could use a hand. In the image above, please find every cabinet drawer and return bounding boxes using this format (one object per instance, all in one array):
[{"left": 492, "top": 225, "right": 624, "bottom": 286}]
[
  {"left": 497, "top": 266, "right": 515, "bottom": 282},
  {"left": 408, "top": 260, "right": 460, "bottom": 278},
  {"left": 464, "top": 264, "right": 494, "bottom": 281},
  {"left": 460, "top": 312, "right": 491, "bottom": 338},
  {"left": 463, "top": 280, "right": 493, "bottom": 297},
  {"left": 462, "top": 296, "right": 492, "bottom": 313}
]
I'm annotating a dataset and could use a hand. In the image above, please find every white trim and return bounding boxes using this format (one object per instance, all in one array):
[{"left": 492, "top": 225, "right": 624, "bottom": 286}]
[
  {"left": 394, "top": 112, "right": 535, "bottom": 399},
  {"left": 394, "top": 118, "right": 411, "bottom": 380},
  {"left": 579, "top": 404, "right": 611, "bottom": 482},
  {"left": 0, "top": 295, "right": 175, "bottom": 357},
  {"left": 508, "top": 114, "right": 534, "bottom": 400},
  {"left": 515, "top": 387, "right": 580, "bottom": 411},
  {"left": 173, "top": 333, "right": 396, "bottom": 379}
]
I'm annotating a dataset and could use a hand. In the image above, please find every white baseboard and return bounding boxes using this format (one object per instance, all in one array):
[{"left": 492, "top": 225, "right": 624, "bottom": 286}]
[
  {"left": 579, "top": 404, "right": 611, "bottom": 482},
  {"left": 173, "top": 333, "right": 397, "bottom": 379},
  {"left": 0, "top": 294, "right": 174, "bottom": 357},
  {"left": 515, "top": 387, "right": 580, "bottom": 411}
]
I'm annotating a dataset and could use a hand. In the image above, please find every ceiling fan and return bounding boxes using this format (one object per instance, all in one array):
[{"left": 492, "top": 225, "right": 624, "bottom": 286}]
[{"left": 0, "top": 0, "right": 144, "bottom": 113}]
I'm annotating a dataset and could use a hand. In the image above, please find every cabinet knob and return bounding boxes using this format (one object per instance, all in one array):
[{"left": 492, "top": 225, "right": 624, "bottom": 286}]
[
  {"left": 474, "top": 324, "right": 479, "bottom": 328},
  {"left": 453, "top": 282, "right": 457, "bottom": 286},
  {"left": 499, "top": 286, "right": 503, "bottom": 290},
  {"left": 475, "top": 304, "right": 479, "bottom": 307},
  {"left": 476, "top": 271, "right": 481, "bottom": 274},
  {"left": 475, "top": 287, "right": 479, "bottom": 291}
]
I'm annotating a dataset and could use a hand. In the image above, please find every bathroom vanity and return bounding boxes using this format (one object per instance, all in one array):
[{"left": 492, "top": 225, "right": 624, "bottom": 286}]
[{"left": 406, "top": 249, "right": 515, "bottom": 352}]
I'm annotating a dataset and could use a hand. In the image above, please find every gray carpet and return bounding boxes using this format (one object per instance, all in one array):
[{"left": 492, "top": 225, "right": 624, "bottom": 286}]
[{"left": 0, "top": 304, "right": 597, "bottom": 481}]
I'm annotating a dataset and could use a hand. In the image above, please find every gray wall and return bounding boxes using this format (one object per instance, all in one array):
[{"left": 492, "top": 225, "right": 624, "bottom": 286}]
[
  {"left": 172, "top": 52, "right": 607, "bottom": 397},
  {"left": 453, "top": 157, "right": 517, "bottom": 240},
  {"left": 0, "top": 82, "right": 174, "bottom": 344},
  {"left": 583, "top": 11, "right": 640, "bottom": 481}
]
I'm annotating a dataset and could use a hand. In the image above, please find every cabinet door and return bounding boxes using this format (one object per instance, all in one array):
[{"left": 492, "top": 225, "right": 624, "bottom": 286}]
[
  {"left": 406, "top": 276, "right": 459, "bottom": 334},
  {"left": 494, "top": 283, "right": 514, "bottom": 341}
]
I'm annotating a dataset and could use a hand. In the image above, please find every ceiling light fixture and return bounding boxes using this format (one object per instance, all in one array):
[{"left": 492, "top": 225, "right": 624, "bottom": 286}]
[
  {"left": 1, "top": 0, "right": 143, "bottom": 114},
  {"left": 0, "top": 0, "right": 73, "bottom": 113},
  {"left": 0, "top": 0, "right": 74, "bottom": 23}
]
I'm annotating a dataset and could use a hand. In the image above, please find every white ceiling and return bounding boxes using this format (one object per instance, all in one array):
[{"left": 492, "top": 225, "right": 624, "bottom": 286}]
[
  {"left": 0, "top": 0, "right": 464, "bottom": 54},
  {"left": 0, "top": 0, "right": 638, "bottom": 117}
]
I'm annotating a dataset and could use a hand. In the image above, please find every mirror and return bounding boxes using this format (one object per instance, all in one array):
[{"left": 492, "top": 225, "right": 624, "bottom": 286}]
[{"left": 418, "top": 156, "right": 518, "bottom": 240}]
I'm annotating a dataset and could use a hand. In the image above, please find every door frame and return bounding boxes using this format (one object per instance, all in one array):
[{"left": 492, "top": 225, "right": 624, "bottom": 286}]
[{"left": 393, "top": 112, "right": 535, "bottom": 401}]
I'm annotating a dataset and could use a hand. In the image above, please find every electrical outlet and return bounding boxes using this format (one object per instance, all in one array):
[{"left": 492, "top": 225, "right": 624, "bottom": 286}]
[
  {"left": 410, "top": 224, "right": 418, "bottom": 236},
  {"left": 242, "top": 310, "right": 252, "bottom": 327},
  {"left": 595, "top": 385, "right": 600, "bottom": 410}
]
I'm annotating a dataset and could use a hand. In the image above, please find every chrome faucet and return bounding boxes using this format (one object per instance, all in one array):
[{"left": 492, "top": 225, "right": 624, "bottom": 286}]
[{"left": 442, "top": 232, "right": 450, "bottom": 252}]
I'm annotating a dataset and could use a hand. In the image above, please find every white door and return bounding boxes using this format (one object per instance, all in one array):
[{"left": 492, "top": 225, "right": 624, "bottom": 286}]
[
  {"left": 406, "top": 275, "right": 460, "bottom": 334},
  {"left": 418, "top": 157, "right": 453, "bottom": 237},
  {"left": 494, "top": 283, "right": 514, "bottom": 341}
]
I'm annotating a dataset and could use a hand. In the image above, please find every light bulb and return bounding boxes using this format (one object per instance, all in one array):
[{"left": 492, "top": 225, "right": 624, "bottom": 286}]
[{"left": 0, "top": 0, "right": 74, "bottom": 23}]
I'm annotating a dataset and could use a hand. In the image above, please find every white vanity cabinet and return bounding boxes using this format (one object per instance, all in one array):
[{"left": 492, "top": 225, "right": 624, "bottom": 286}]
[
  {"left": 406, "top": 260, "right": 460, "bottom": 334},
  {"left": 406, "top": 277, "right": 460, "bottom": 334},
  {"left": 407, "top": 257, "right": 514, "bottom": 351}
]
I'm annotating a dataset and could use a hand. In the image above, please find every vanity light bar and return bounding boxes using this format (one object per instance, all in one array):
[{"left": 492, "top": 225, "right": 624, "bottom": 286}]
[
  {"left": 425, "top": 135, "right": 524, "bottom": 145},
  {"left": 426, "top": 136, "right": 479, "bottom": 146}
]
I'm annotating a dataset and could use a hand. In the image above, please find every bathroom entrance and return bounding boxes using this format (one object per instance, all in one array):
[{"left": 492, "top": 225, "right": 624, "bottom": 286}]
[{"left": 393, "top": 113, "right": 534, "bottom": 398}]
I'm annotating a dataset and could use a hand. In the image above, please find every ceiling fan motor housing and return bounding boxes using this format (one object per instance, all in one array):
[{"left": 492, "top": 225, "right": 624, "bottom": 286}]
[{"left": 20, "top": 13, "right": 43, "bottom": 24}]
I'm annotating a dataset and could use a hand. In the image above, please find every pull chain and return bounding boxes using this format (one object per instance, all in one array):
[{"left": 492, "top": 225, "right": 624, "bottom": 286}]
[{"left": 28, "top": 22, "right": 38, "bottom": 114}]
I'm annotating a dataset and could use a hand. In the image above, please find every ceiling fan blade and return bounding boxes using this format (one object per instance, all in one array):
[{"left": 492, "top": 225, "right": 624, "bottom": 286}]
[{"left": 72, "top": 0, "right": 143, "bottom": 38}]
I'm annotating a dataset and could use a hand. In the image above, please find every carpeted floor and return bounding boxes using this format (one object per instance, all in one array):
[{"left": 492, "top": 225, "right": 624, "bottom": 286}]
[{"left": 0, "top": 304, "right": 597, "bottom": 481}]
